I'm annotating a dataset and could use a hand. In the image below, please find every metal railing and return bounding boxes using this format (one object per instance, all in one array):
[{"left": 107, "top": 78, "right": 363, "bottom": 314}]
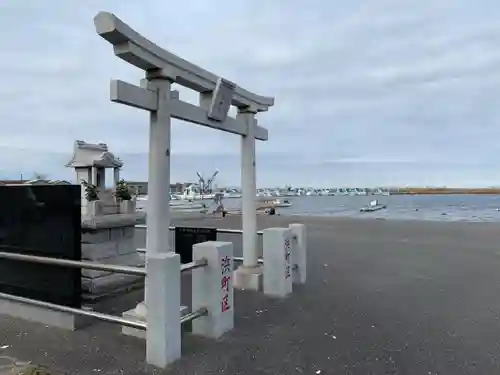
[
  {"left": 135, "top": 224, "right": 263, "bottom": 235},
  {"left": 180, "top": 307, "right": 208, "bottom": 324},
  {"left": 181, "top": 258, "right": 208, "bottom": 272},
  {"left": 233, "top": 256, "right": 264, "bottom": 265},
  {"left": 0, "top": 251, "right": 211, "bottom": 330},
  {"left": 0, "top": 251, "right": 146, "bottom": 276},
  {"left": 0, "top": 251, "right": 147, "bottom": 329},
  {"left": 135, "top": 226, "right": 298, "bottom": 270},
  {"left": 0, "top": 292, "right": 147, "bottom": 330},
  {"left": 232, "top": 256, "right": 297, "bottom": 269},
  {"left": 135, "top": 225, "right": 264, "bottom": 254},
  {"left": 215, "top": 228, "right": 264, "bottom": 235}
]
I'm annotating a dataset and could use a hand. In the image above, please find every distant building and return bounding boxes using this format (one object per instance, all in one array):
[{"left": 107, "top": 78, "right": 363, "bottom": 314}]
[
  {"left": 0, "top": 179, "right": 72, "bottom": 186},
  {"left": 0, "top": 180, "right": 27, "bottom": 185}
]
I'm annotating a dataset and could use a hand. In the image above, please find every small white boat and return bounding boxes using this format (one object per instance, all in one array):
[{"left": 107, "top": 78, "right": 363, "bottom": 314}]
[
  {"left": 136, "top": 194, "right": 207, "bottom": 210},
  {"left": 360, "top": 199, "right": 386, "bottom": 212},
  {"left": 274, "top": 199, "right": 292, "bottom": 208},
  {"left": 257, "top": 198, "right": 292, "bottom": 210},
  {"left": 224, "top": 192, "right": 242, "bottom": 199}
]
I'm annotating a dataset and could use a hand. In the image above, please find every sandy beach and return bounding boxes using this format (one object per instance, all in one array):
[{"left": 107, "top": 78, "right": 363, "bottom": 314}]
[{"left": 2, "top": 215, "right": 500, "bottom": 374}]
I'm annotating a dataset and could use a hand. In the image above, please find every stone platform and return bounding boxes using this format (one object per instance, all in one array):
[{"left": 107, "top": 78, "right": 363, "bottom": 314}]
[
  {"left": 2, "top": 216, "right": 500, "bottom": 374},
  {"left": 81, "top": 213, "right": 146, "bottom": 304}
]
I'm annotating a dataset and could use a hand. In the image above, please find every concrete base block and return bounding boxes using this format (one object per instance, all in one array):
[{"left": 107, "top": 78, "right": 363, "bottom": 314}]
[
  {"left": 233, "top": 265, "right": 263, "bottom": 291},
  {"left": 0, "top": 300, "right": 92, "bottom": 330},
  {"left": 121, "top": 305, "right": 189, "bottom": 339}
]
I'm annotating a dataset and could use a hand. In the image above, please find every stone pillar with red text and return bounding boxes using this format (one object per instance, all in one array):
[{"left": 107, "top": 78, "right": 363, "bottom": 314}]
[{"left": 192, "top": 241, "right": 234, "bottom": 338}]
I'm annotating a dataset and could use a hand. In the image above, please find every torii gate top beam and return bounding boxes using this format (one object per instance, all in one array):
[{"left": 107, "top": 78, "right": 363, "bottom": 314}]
[{"left": 94, "top": 12, "right": 275, "bottom": 113}]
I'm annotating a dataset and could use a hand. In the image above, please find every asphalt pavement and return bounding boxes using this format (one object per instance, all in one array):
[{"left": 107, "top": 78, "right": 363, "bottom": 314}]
[{"left": 2, "top": 216, "right": 500, "bottom": 374}]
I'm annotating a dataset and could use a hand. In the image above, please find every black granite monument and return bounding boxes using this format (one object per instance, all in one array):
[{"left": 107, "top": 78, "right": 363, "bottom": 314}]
[
  {"left": 174, "top": 226, "right": 217, "bottom": 264},
  {"left": 0, "top": 185, "right": 82, "bottom": 307}
]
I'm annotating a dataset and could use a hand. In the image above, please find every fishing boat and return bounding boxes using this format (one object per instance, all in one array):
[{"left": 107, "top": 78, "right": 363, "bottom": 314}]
[
  {"left": 274, "top": 198, "right": 292, "bottom": 208},
  {"left": 171, "top": 184, "right": 215, "bottom": 200},
  {"left": 257, "top": 198, "right": 292, "bottom": 210},
  {"left": 223, "top": 189, "right": 242, "bottom": 199},
  {"left": 360, "top": 199, "right": 386, "bottom": 212},
  {"left": 136, "top": 194, "right": 207, "bottom": 210}
]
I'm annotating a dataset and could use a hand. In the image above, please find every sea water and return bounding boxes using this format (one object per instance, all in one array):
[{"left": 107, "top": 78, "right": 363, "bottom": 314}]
[
  {"left": 224, "top": 194, "right": 500, "bottom": 222},
  {"left": 137, "top": 194, "right": 500, "bottom": 222}
]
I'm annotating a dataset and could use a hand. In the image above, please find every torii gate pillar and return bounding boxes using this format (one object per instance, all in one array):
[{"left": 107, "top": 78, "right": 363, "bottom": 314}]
[
  {"left": 144, "top": 76, "right": 172, "bottom": 257},
  {"left": 234, "top": 110, "right": 262, "bottom": 290}
]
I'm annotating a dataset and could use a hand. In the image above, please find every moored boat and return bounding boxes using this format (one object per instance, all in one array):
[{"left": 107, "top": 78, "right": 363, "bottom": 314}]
[
  {"left": 257, "top": 198, "right": 292, "bottom": 210},
  {"left": 360, "top": 199, "right": 387, "bottom": 212}
]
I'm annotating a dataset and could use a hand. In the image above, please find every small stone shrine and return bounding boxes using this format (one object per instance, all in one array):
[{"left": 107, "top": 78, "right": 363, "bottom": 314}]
[{"left": 66, "top": 140, "right": 145, "bottom": 302}]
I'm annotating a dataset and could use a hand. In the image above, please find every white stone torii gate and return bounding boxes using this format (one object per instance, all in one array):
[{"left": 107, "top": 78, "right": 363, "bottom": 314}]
[{"left": 94, "top": 10, "right": 274, "bottom": 356}]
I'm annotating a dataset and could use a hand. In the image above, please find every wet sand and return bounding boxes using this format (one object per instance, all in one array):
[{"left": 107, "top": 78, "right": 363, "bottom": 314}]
[{"left": 2, "top": 216, "right": 500, "bottom": 374}]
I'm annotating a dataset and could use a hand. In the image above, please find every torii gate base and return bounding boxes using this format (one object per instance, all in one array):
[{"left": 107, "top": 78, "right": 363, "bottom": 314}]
[{"left": 234, "top": 264, "right": 263, "bottom": 290}]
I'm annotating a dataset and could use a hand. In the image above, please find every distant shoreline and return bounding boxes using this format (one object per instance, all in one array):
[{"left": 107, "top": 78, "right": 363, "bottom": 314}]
[{"left": 393, "top": 188, "right": 500, "bottom": 195}]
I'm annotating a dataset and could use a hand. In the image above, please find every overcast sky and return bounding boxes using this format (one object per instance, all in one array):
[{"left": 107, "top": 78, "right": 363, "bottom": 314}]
[{"left": 1, "top": 0, "right": 500, "bottom": 187}]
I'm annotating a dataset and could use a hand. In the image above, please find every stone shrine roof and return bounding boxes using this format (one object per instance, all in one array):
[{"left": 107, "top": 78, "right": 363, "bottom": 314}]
[{"left": 65, "top": 140, "right": 123, "bottom": 168}]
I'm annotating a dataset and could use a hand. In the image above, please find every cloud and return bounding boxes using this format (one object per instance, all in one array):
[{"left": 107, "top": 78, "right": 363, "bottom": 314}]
[{"left": 1, "top": 0, "right": 500, "bottom": 187}]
